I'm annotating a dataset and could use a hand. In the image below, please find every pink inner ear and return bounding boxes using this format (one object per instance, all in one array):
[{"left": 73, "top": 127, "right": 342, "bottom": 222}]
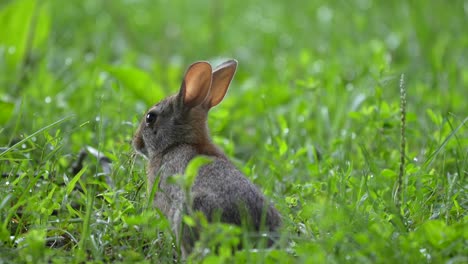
[
  {"left": 184, "top": 75, "right": 208, "bottom": 103},
  {"left": 181, "top": 62, "right": 213, "bottom": 108}
]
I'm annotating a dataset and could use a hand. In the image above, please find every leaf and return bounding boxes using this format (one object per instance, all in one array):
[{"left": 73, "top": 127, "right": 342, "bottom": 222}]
[
  {"left": 426, "top": 108, "right": 442, "bottom": 126},
  {"left": 358, "top": 193, "right": 369, "bottom": 206},
  {"left": 0, "top": 194, "right": 12, "bottom": 211},
  {"left": 106, "top": 66, "right": 165, "bottom": 105},
  {"left": 123, "top": 211, "right": 159, "bottom": 226},
  {"left": 276, "top": 137, "right": 288, "bottom": 156},
  {"left": 0, "top": 100, "right": 14, "bottom": 125},
  {"left": 66, "top": 166, "right": 87, "bottom": 195},
  {"left": 183, "top": 215, "right": 196, "bottom": 227},
  {"left": 277, "top": 115, "right": 289, "bottom": 135},
  {"left": 20, "top": 229, "right": 46, "bottom": 260},
  {"left": 0, "top": 0, "right": 50, "bottom": 69},
  {"left": 66, "top": 203, "right": 82, "bottom": 218},
  {"left": 380, "top": 168, "right": 397, "bottom": 178}
]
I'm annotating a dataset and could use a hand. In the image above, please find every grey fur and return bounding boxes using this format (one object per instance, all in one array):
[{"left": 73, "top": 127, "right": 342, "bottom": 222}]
[{"left": 133, "top": 60, "right": 281, "bottom": 257}]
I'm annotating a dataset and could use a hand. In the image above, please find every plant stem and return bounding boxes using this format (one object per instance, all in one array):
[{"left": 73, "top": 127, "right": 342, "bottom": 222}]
[{"left": 396, "top": 73, "right": 406, "bottom": 212}]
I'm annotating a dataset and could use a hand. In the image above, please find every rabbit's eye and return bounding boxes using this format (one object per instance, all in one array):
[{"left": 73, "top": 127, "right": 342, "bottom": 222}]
[{"left": 145, "top": 112, "right": 157, "bottom": 126}]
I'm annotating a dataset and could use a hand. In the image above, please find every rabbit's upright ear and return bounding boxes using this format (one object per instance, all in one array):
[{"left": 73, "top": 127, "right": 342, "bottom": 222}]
[
  {"left": 177, "top": 61, "right": 213, "bottom": 109},
  {"left": 204, "top": 60, "right": 238, "bottom": 109}
]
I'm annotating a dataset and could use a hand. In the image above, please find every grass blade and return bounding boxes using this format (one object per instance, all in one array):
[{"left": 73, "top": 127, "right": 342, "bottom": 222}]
[{"left": 0, "top": 115, "right": 73, "bottom": 158}]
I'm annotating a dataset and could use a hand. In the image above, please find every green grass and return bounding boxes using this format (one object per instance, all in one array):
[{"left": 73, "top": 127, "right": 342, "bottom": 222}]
[{"left": 1, "top": 0, "right": 467, "bottom": 263}]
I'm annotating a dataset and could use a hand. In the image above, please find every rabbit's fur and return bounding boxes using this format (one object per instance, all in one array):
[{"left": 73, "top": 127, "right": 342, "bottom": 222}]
[{"left": 133, "top": 60, "right": 281, "bottom": 257}]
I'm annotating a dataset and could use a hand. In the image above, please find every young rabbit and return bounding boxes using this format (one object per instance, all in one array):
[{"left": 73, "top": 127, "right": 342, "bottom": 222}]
[{"left": 133, "top": 60, "right": 281, "bottom": 257}]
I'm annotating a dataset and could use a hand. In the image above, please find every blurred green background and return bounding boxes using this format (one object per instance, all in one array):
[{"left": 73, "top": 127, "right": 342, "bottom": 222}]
[{"left": 0, "top": 0, "right": 467, "bottom": 262}]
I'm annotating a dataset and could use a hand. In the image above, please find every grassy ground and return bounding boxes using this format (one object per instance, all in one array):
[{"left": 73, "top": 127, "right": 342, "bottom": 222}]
[{"left": 1, "top": 0, "right": 467, "bottom": 263}]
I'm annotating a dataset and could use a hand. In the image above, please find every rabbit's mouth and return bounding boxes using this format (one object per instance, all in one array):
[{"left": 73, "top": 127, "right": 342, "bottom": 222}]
[{"left": 132, "top": 133, "right": 149, "bottom": 159}]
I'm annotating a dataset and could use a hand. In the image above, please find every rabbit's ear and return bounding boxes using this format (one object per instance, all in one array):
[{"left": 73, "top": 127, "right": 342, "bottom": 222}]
[
  {"left": 178, "top": 61, "right": 213, "bottom": 109},
  {"left": 204, "top": 60, "right": 238, "bottom": 109}
]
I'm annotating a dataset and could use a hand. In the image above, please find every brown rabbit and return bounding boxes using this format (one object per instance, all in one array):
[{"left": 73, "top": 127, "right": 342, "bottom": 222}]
[{"left": 133, "top": 60, "right": 281, "bottom": 257}]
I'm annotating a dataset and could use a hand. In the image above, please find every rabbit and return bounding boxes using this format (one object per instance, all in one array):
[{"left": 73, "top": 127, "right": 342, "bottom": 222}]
[{"left": 132, "top": 59, "right": 281, "bottom": 257}]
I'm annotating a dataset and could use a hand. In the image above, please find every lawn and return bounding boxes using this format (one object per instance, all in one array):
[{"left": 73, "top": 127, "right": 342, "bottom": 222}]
[{"left": 0, "top": 0, "right": 467, "bottom": 263}]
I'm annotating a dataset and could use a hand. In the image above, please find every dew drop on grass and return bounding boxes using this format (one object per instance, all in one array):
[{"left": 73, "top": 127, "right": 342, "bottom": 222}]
[
  {"left": 32, "top": 137, "right": 37, "bottom": 142},
  {"left": 5, "top": 181, "right": 9, "bottom": 185},
  {"left": 21, "top": 144, "right": 26, "bottom": 149},
  {"left": 45, "top": 96, "right": 52, "bottom": 104}
]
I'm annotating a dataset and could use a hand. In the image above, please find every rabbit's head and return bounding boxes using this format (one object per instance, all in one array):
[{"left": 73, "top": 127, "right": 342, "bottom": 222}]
[{"left": 133, "top": 60, "right": 238, "bottom": 159}]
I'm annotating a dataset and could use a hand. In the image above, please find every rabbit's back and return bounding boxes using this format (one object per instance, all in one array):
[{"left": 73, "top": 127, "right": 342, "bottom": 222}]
[
  {"left": 192, "top": 158, "right": 281, "bottom": 231},
  {"left": 153, "top": 145, "right": 281, "bottom": 232}
]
